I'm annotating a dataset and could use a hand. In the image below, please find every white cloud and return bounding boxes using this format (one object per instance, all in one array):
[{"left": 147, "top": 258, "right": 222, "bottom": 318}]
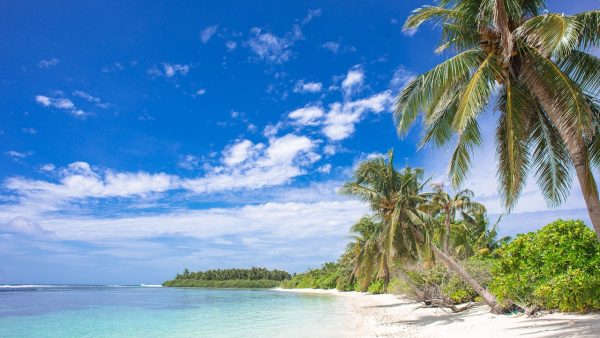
[
  {"left": 323, "top": 145, "right": 337, "bottom": 156},
  {"left": 38, "top": 58, "right": 59, "bottom": 68},
  {"left": 322, "top": 90, "right": 393, "bottom": 141},
  {"left": 390, "top": 66, "right": 415, "bottom": 90},
  {"left": 5, "top": 150, "right": 31, "bottom": 159},
  {"left": 225, "top": 40, "right": 237, "bottom": 51},
  {"left": 317, "top": 164, "right": 332, "bottom": 174},
  {"left": 0, "top": 200, "right": 366, "bottom": 243},
  {"left": 178, "top": 155, "right": 201, "bottom": 170},
  {"left": 200, "top": 25, "right": 218, "bottom": 43},
  {"left": 148, "top": 63, "right": 190, "bottom": 78},
  {"left": 247, "top": 28, "right": 296, "bottom": 64},
  {"left": 40, "top": 164, "right": 55, "bottom": 172},
  {"left": 222, "top": 139, "right": 258, "bottom": 167},
  {"left": 294, "top": 80, "right": 322, "bottom": 93},
  {"left": 196, "top": 89, "right": 206, "bottom": 95},
  {"left": 246, "top": 10, "right": 319, "bottom": 64},
  {"left": 288, "top": 106, "right": 324, "bottom": 126},
  {"left": 6, "top": 162, "right": 177, "bottom": 202},
  {"left": 35, "top": 95, "right": 90, "bottom": 118},
  {"left": 183, "top": 134, "right": 319, "bottom": 193},
  {"left": 22, "top": 128, "right": 37, "bottom": 134},
  {"left": 341, "top": 66, "right": 365, "bottom": 96},
  {"left": 322, "top": 41, "right": 340, "bottom": 53}
]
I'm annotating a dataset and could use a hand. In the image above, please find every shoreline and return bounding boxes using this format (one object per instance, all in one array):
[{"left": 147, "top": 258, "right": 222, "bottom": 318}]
[{"left": 272, "top": 288, "right": 600, "bottom": 337}]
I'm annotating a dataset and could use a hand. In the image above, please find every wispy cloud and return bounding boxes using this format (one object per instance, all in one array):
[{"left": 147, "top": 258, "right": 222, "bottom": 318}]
[
  {"left": 294, "top": 80, "right": 322, "bottom": 93},
  {"left": 5, "top": 150, "right": 33, "bottom": 160},
  {"left": 38, "top": 58, "right": 59, "bottom": 68},
  {"left": 35, "top": 95, "right": 90, "bottom": 118},
  {"left": 147, "top": 63, "right": 190, "bottom": 78},
  {"left": 246, "top": 9, "right": 321, "bottom": 64},
  {"left": 200, "top": 25, "right": 219, "bottom": 43}
]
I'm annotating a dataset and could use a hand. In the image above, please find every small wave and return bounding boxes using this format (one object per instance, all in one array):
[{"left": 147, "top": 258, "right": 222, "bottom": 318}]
[
  {"left": 140, "top": 284, "right": 163, "bottom": 288},
  {"left": 0, "top": 284, "right": 59, "bottom": 288}
]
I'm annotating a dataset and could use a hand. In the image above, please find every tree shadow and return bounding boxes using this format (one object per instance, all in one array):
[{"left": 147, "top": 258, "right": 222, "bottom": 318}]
[{"left": 505, "top": 317, "right": 600, "bottom": 337}]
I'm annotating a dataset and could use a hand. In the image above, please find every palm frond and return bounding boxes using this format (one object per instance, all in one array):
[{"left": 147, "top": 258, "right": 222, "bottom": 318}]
[
  {"left": 395, "top": 48, "right": 484, "bottom": 136},
  {"left": 520, "top": 43, "right": 593, "bottom": 137},
  {"left": 449, "top": 119, "right": 483, "bottom": 188},
  {"left": 515, "top": 14, "right": 582, "bottom": 58},
  {"left": 529, "top": 106, "right": 574, "bottom": 207},
  {"left": 556, "top": 50, "right": 600, "bottom": 97},
  {"left": 572, "top": 10, "right": 600, "bottom": 49},
  {"left": 452, "top": 52, "right": 500, "bottom": 131},
  {"left": 495, "top": 79, "right": 533, "bottom": 209}
]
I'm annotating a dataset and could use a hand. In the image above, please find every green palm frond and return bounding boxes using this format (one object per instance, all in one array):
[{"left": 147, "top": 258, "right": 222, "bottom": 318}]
[
  {"left": 395, "top": 48, "right": 484, "bottom": 136},
  {"left": 449, "top": 119, "right": 483, "bottom": 188},
  {"left": 495, "top": 79, "right": 533, "bottom": 209},
  {"left": 515, "top": 14, "right": 582, "bottom": 58},
  {"left": 529, "top": 107, "right": 574, "bottom": 207},
  {"left": 520, "top": 43, "right": 593, "bottom": 136},
  {"left": 557, "top": 50, "right": 600, "bottom": 97},
  {"left": 573, "top": 10, "right": 600, "bottom": 49},
  {"left": 452, "top": 52, "right": 500, "bottom": 131},
  {"left": 585, "top": 95, "right": 600, "bottom": 168},
  {"left": 404, "top": 6, "right": 459, "bottom": 30}
]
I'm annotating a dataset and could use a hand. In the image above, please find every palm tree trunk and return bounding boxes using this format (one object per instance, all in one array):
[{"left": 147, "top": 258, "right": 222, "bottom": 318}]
[
  {"left": 396, "top": 268, "right": 425, "bottom": 300},
  {"left": 443, "top": 211, "right": 451, "bottom": 254},
  {"left": 382, "top": 255, "right": 390, "bottom": 293},
  {"left": 523, "top": 65, "right": 600, "bottom": 242},
  {"left": 410, "top": 226, "right": 503, "bottom": 313}
]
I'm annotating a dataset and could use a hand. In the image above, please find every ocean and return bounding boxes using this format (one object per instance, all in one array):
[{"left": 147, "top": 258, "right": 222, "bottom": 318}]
[{"left": 0, "top": 285, "right": 356, "bottom": 337}]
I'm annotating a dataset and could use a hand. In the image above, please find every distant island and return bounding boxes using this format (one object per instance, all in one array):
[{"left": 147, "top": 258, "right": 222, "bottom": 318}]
[{"left": 162, "top": 267, "right": 291, "bottom": 288}]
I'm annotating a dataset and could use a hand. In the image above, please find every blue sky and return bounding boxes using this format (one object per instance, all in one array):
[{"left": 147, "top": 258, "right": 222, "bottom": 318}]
[{"left": 0, "top": 1, "right": 596, "bottom": 284}]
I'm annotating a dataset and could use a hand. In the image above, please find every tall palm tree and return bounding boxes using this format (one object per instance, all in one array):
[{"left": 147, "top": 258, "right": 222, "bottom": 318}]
[
  {"left": 395, "top": 0, "right": 600, "bottom": 241},
  {"left": 421, "top": 185, "right": 486, "bottom": 254},
  {"left": 340, "top": 150, "right": 423, "bottom": 291},
  {"left": 342, "top": 152, "right": 503, "bottom": 312}
]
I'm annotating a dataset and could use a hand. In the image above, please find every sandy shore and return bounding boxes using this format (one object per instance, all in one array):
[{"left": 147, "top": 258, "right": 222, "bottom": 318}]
[{"left": 273, "top": 288, "right": 600, "bottom": 337}]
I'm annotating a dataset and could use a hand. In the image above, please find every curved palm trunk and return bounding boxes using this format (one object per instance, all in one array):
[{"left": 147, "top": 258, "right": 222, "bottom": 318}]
[
  {"left": 443, "top": 211, "right": 451, "bottom": 254},
  {"left": 396, "top": 268, "right": 425, "bottom": 300},
  {"left": 381, "top": 255, "right": 390, "bottom": 293},
  {"left": 523, "top": 65, "right": 600, "bottom": 242},
  {"left": 410, "top": 226, "right": 503, "bottom": 313}
]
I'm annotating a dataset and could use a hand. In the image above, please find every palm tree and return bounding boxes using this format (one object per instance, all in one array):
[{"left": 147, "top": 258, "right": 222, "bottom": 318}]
[
  {"left": 421, "top": 184, "right": 486, "bottom": 254},
  {"left": 342, "top": 152, "right": 503, "bottom": 312},
  {"left": 340, "top": 150, "right": 422, "bottom": 291},
  {"left": 395, "top": 0, "right": 600, "bottom": 241},
  {"left": 347, "top": 216, "right": 384, "bottom": 291}
]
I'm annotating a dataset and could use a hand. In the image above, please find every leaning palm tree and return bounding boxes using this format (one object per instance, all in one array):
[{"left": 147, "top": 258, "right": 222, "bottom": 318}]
[
  {"left": 421, "top": 184, "right": 486, "bottom": 254},
  {"left": 342, "top": 152, "right": 503, "bottom": 312},
  {"left": 396, "top": 0, "right": 600, "bottom": 241}
]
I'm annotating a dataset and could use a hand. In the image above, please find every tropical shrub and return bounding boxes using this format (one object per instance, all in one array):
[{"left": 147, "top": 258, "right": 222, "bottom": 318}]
[
  {"left": 392, "top": 258, "right": 492, "bottom": 304},
  {"left": 367, "top": 280, "right": 385, "bottom": 294},
  {"left": 490, "top": 220, "right": 600, "bottom": 312}
]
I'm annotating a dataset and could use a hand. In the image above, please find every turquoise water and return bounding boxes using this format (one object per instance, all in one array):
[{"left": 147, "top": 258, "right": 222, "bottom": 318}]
[{"left": 0, "top": 285, "right": 356, "bottom": 337}]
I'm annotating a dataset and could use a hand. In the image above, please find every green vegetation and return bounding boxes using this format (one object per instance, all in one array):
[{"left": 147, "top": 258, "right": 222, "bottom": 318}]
[
  {"left": 396, "top": 0, "right": 600, "bottom": 241},
  {"left": 490, "top": 220, "right": 600, "bottom": 312},
  {"left": 163, "top": 267, "right": 291, "bottom": 288},
  {"left": 281, "top": 262, "right": 352, "bottom": 290},
  {"left": 284, "top": 151, "right": 599, "bottom": 313},
  {"left": 163, "top": 279, "right": 281, "bottom": 288}
]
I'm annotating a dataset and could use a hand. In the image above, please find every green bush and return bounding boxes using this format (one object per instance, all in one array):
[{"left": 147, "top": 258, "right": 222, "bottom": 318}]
[
  {"left": 367, "top": 280, "right": 384, "bottom": 294},
  {"left": 490, "top": 219, "right": 600, "bottom": 312},
  {"left": 391, "top": 258, "right": 492, "bottom": 304}
]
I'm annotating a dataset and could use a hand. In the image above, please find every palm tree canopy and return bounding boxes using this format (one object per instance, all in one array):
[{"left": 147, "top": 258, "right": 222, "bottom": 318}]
[{"left": 395, "top": 0, "right": 600, "bottom": 212}]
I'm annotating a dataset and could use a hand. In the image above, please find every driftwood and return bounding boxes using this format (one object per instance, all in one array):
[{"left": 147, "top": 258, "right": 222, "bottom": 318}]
[{"left": 418, "top": 298, "right": 478, "bottom": 313}]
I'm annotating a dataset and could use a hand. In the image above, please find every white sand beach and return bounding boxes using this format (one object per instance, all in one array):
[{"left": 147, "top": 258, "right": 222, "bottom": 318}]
[{"left": 273, "top": 288, "right": 600, "bottom": 337}]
